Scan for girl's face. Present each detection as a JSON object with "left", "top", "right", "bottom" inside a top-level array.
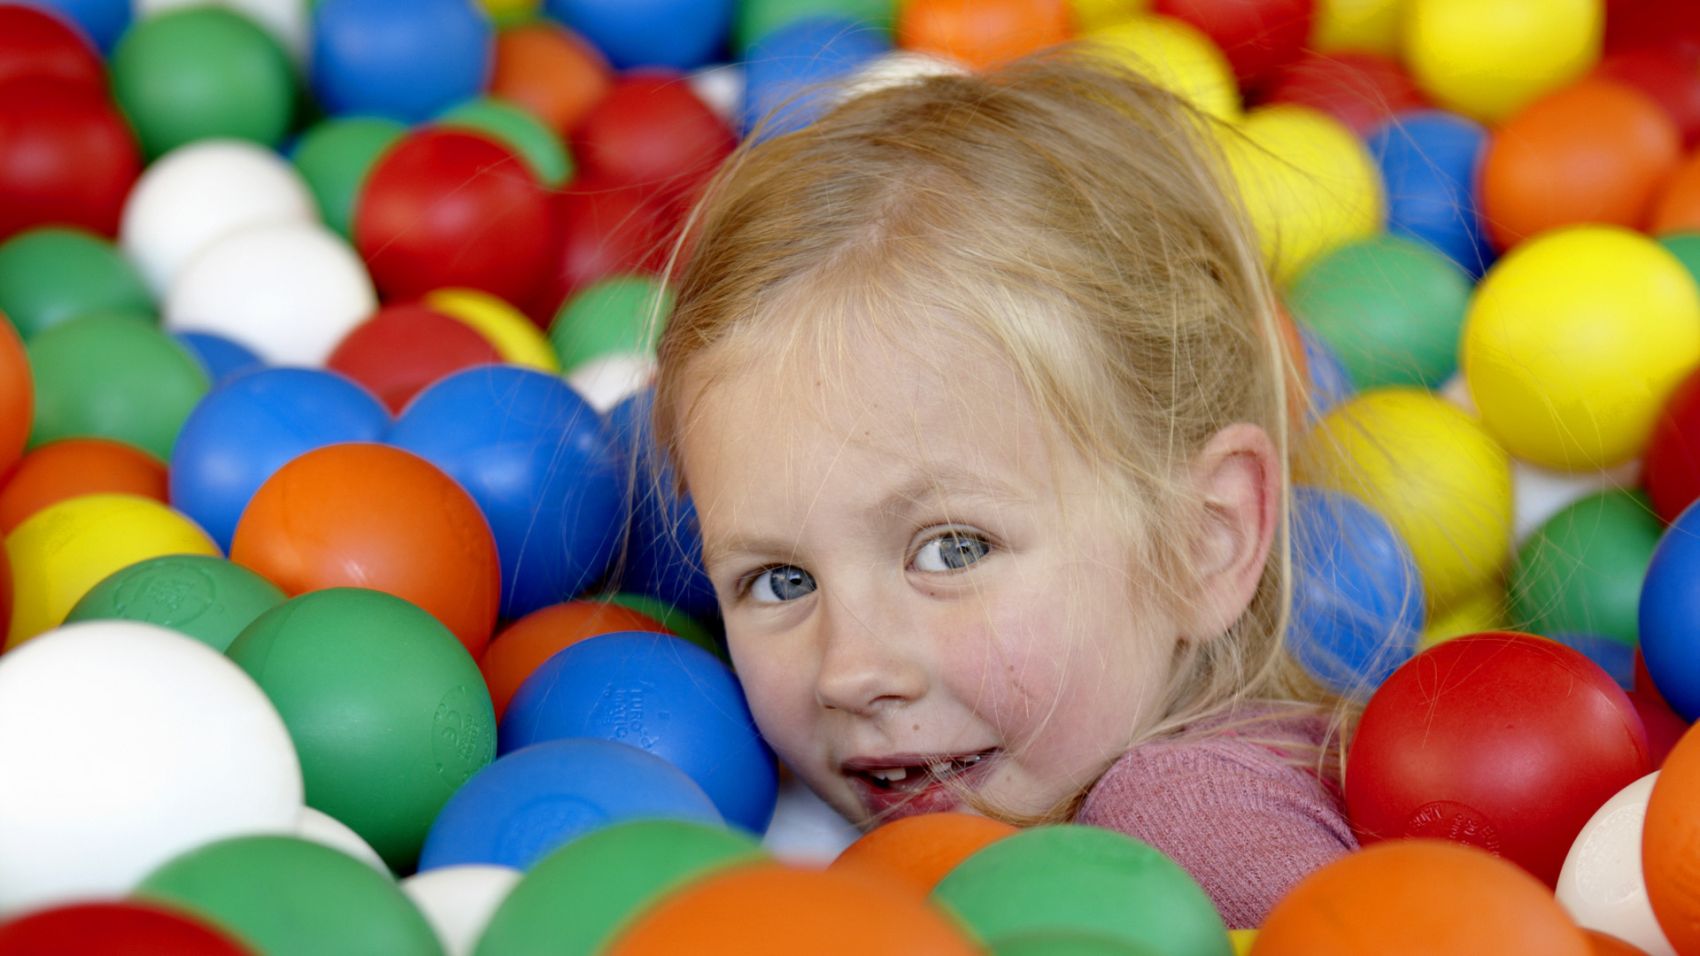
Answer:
[{"left": 677, "top": 332, "right": 1185, "bottom": 826}]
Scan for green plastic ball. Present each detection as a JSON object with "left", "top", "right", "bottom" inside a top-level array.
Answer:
[
  {"left": 735, "top": 0, "right": 895, "bottom": 51},
  {"left": 930, "top": 826, "right": 1232, "bottom": 956},
  {"left": 1510, "top": 488, "right": 1663, "bottom": 646},
  {"left": 1660, "top": 233, "right": 1700, "bottom": 288},
  {"left": 473, "top": 820, "right": 763, "bottom": 956},
  {"left": 1287, "top": 234, "right": 1472, "bottom": 390},
  {"left": 0, "top": 228, "right": 153, "bottom": 341},
  {"left": 226, "top": 588, "right": 497, "bottom": 871},
  {"left": 993, "top": 932, "right": 1164, "bottom": 956},
  {"left": 291, "top": 116, "right": 407, "bottom": 240},
  {"left": 110, "top": 7, "right": 297, "bottom": 157},
  {"left": 67, "top": 554, "right": 286, "bottom": 653},
  {"left": 438, "top": 98, "right": 574, "bottom": 188},
  {"left": 136, "top": 835, "right": 444, "bottom": 956},
  {"left": 600, "top": 593, "right": 723, "bottom": 662},
  {"left": 549, "top": 275, "right": 673, "bottom": 373},
  {"left": 26, "top": 311, "right": 209, "bottom": 463}
]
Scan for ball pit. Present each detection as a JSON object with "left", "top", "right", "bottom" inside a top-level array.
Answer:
[
  {"left": 1088, "top": 14, "right": 1240, "bottom": 121},
  {"left": 740, "top": 16, "right": 891, "bottom": 139},
  {"left": 1261, "top": 51, "right": 1428, "bottom": 136},
  {"left": 425, "top": 287, "right": 561, "bottom": 371},
  {"left": 1152, "top": 0, "right": 1311, "bottom": 91},
  {"left": 436, "top": 97, "right": 575, "bottom": 188}
]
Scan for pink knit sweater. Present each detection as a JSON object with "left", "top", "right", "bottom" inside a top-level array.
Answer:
[{"left": 1075, "top": 709, "right": 1357, "bottom": 929}]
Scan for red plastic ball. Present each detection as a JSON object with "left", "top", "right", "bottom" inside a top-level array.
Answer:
[
  {"left": 535, "top": 176, "right": 670, "bottom": 317},
  {"left": 1153, "top": 0, "right": 1314, "bottom": 92},
  {"left": 326, "top": 303, "right": 502, "bottom": 413},
  {"left": 0, "top": 901, "right": 251, "bottom": 955},
  {"left": 1596, "top": 46, "right": 1700, "bottom": 148},
  {"left": 1604, "top": 0, "right": 1700, "bottom": 58},
  {"left": 1643, "top": 363, "right": 1700, "bottom": 523},
  {"left": 0, "top": 6, "right": 104, "bottom": 92},
  {"left": 1259, "top": 51, "right": 1429, "bottom": 135},
  {"left": 1344, "top": 632, "right": 1652, "bottom": 888},
  {"left": 569, "top": 71, "right": 734, "bottom": 211},
  {"left": 0, "top": 77, "right": 141, "bottom": 242},
  {"left": 354, "top": 129, "right": 553, "bottom": 307}
]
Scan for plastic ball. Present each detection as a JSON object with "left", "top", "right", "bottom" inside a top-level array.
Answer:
[
  {"left": 22, "top": 0, "right": 132, "bottom": 54},
  {"left": 475, "top": 820, "right": 762, "bottom": 956},
  {"left": 1287, "top": 234, "right": 1471, "bottom": 390},
  {"left": 175, "top": 330, "right": 264, "bottom": 385},
  {"left": 607, "top": 861, "right": 979, "bottom": 955},
  {"left": 1556, "top": 773, "right": 1675, "bottom": 956},
  {"left": 1216, "top": 104, "right": 1383, "bottom": 285},
  {"left": 355, "top": 129, "right": 552, "bottom": 306},
  {"left": 567, "top": 353, "right": 657, "bottom": 414},
  {"left": 831, "top": 813, "right": 1018, "bottom": 899},
  {"left": 66, "top": 553, "right": 284, "bottom": 653},
  {"left": 295, "top": 806, "right": 388, "bottom": 873},
  {"left": 0, "top": 622, "right": 302, "bottom": 913},
  {"left": 1604, "top": 0, "right": 1700, "bottom": 57},
  {"left": 310, "top": 0, "right": 492, "bottom": 123},
  {"left": 570, "top": 71, "right": 735, "bottom": 209},
  {"left": 1309, "top": 0, "right": 1401, "bottom": 55},
  {"left": 1251, "top": 841, "right": 1593, "bottom": 955},
  {"left": 499, "top": 631, "right": 775, "bottom": 833},
  {"left": 1345, "top": 633, "right": 1652, "bottom": 887},
  {"left": 425, "top": 288, "right": 561, "bottom": 371},
  {"left": 735, "top": 0, "right": 896, "bottom": 52},
  {"left": 741, "top": 16, "right": 890, "bottom": 138},
  {"left": 136, "top": 836, "right": 440, "bottom": 955},
  {"left": 1551, "top": 632, "right": 1639, "bottom": 692},
  {"left": 0, "top": 6, "right": 104, "bottom": 93},
  {"left": 417, "top": 738, "right": 723, "bottom": 871},
  {"left": 549, "top": 274, "right": 670, "bottom": 373},
  {"left": 479, "top": 600, "right": 665, "bottom": 719},
  {"left": 544, "top": 0, "right": 731, "bottom": 71},
  {"left": 1586, "top": 930, "right": 1656, "bottom": 954},
  {"left": 134, "top": 0, "right": 310, "bottom": 60},
  {"left": 1404, "top": 0, "right": 1602, "bottom": 124},
  {"left": 537, "top": 177, "right": 670, "bottom": 314},
  {"left": 169, "top": 366, "right": 389, "bottom": 551},
  {"left": 228, "top": 588, "right": 496, "bottom": 871},
  {"left": 1461, "top": 226, "right": 1700, "bottom": 471},
  {"left": 993, "top": 934, "right": 1162, "bottom": 956},
  {"left": 490, "top": 21, "right": 613, "bottom": 138},
  {"left": 288, "top": 116, "right": 407, "bottom": 240},
  {"left": 1645, "top": 725, "right": 1700, "bottom": 953},
  {"left": 1365, "top": 109, "right": 1495, "bottom": 277},
  {"left": 119, "top": 139, "right": 317, "bottom": 295},
  {"left": 1261, "top": 51, "right": 1427, "bottom": 136},
  {"left": 1644, "top": 361, "right": 1700, "bottom": 523},
  {"left": 1597, "top": 46, "right": 1700, "bottom": 149},
  {"left": 231, "top": 442, "right": 502, "bottom": 656},
  {"left": 1295, "top": 388, "right": 1511, "bottom": 612},
  {"left": 932, "top": 825, "right": 1229, "bottom": 952},
  {"left": 326, "top": 304, "right": 503, "bottom": 413},
  {"left": 0, "top": 228, "right": 153, "bottom": 341},
  {"left": 1654, "top": 150, "right": 1700, "bottom": 236},
  {"left": 110, "top": 7, "right": 296, "bottom": 158},
  {"left": 1482, "top": 78, "right": 1680, "bottom": 250},
  {"left": 607, "top": 389, "right": 721, "bottom": 618},
  {"left": 1420, "top": 578, "right": 1508, "bottom": 650},
  {"left": 607, "top": 593, "right": 716, "bottom": 650},
  {"left": 401, "top": 865, "right": 520, "bottom": 956},
  {"left": 897, "top": 0, "right": 1071, "bottom": 71},
  {"left": 389, "top": 366, "right": 622, "bottom": 618},
  {"left": 0, "top": 438, "right": 168, "bottom": 534},
  {"left": 0, "top": 78, "right": 141, "bottom": 243},
  {"left": 1640, "top": 500, "right": 1700, "bottom": 721},
  {"left": 0, "top": 319, "right": 26, "bottom": 478},
  {"left": 1511, "top": 490, "right": 1662, "bottom": 647},
  {"left": 1087, "top": 14, "right": 1240, "bottom": 121},
  {"left": 437, "top": 98, "right": 574, "bottom": 188},
  {"left": 1287, "top": 487, "right": 1424, "bottom": 696},
  {"left": 0, "top": 901, "right": 250, "bottom": 955},
  {"left": 1296, "top": 326, "right": 1353, "bottom": 420},
  {"left": 1151, "top": 0, "right": 1312, "bottom": 90}
]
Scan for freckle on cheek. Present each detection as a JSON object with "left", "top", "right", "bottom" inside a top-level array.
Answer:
[{"left": 912, "top": 723, "right": 920, "bottom": 732}]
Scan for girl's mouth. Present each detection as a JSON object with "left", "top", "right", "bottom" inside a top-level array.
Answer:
[{"left": 842, "top": 749, "right": 1000, "bottom": 819}]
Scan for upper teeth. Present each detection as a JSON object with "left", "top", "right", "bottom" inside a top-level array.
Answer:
[
  {"left": 869, "top": 754, "right": 984, "bottom": 782},
  {"left": 871, "top": 768, "right": 908, "bottom": 783}
]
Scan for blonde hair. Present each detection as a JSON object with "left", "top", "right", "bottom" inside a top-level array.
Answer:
[{"left": 649, "top": 49, "right": 1347, "bottom": 824}]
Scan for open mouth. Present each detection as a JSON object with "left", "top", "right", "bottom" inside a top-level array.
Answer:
[{"left": 847, "top": 749, "right": 999, "bottom": 791}]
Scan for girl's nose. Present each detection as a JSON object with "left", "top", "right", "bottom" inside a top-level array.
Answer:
[{"left": 812, "top": 594, "right": 929, "bottom": 716}]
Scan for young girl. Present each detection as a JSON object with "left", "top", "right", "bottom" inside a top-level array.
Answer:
[{"left": 648, "top": 51, "right": 1357, "bottom": 928}]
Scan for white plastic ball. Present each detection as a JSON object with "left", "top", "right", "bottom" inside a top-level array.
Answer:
[
  {"left": 165, "top": 221, "right": 377, "bottom": 365},
  {"left": 295, "top": 807, "right": 388, "bottom": 875},
  {"left": 120, "top": 139, "right": 317, "bottom": 296},
  {"left": 687, "top": 64, "right": 745, "bottom": 125},
  {"left": 566, "top": 353, "right": 655, "bottom": 414},
  {"left": 1557, "top": 772, "right": 1677, "bottom": 956},
  {"left": 0, "top": 621, "right": 304, "bottom": 915},
  {"left": 401, "top": 864, "right": 520, "bottom": 956},
  {"left": 135, "top": 0, "right": 309, "bottom": 60}
]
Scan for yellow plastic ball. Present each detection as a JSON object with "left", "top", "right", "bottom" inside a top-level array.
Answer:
[
  {"left": 1070, "top": 0, "right": 1151, "bottom": 33},
  {"left": 1462, "top": 226, "right": 1700, "bottom": 472},
  {"left": 1419, "top": 577, "right": 1508, "bottom": 650},
  {"left": 1229, "top": 928, "right": 1257, "bottom": 955},
  {"left": 1088, "top": 14, "right": 1240, "bottom": 121},
  {"left": 1296, "top": 388, "right": 1513, "bottom": 612},
  {"left": 1312, "top": 0, "right": 1405, "bottom": 56},
  {"left": 5, "top": 494, "right": 220, "bottom": 649},
  {"left": 425, "top": 288, "right": 562, "bottom": 374},
  {"left": 1217, "top": 105, "right": 1384, "bottom": 286},
  {"left": 1404, "top": 0, "right": 1602, "bottom": 124}
]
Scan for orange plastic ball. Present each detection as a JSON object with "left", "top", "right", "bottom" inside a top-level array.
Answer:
[
  {"left": 605, "top": 862, "right": 981, "bottom": 955},
  {"left": 1584, "top": 930, "right": 1650, "bottom": 955},
  {"left": 491, "top": 22, "right": 613, "bottom": 139},
  {"left": 1650, "top": 148, "right": 1700, "bottom": 235},
  {"left": 1644, "top": 723, "right": 1700, "bottom": 954},
  {"left": 830, "top": 812, "right": 1018, "bottom": 899},
  {"left": 0, "top": 438, "right": 168, "bottom": 534},
  {"left": 1251, "top": 841, "right": 1592, "bottom": 956},
  {"left": 1482, "top": 78, "right": 1681, "bottom": 250},
  {"left": 0, "top": 317, "right": 28, "bottom": 478},
  {"left": 230, "top": 442, "right": 501, "bottom": 657},
  {"left": 479, "top": 600, "right": 667, "bottom": 720},
  {"left": 898, "top": 0, "right": 1073, "bottom": 70}
]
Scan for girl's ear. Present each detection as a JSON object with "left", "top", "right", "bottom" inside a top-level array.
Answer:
[{"left": 1183, "top": 422, "right": 1279, "bottom": 640}]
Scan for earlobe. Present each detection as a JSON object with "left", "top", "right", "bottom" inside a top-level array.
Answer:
[{"left": 1185, "top": 423, "right": 1279, "bottom": 640}]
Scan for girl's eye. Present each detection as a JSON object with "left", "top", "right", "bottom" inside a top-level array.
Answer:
[
  {"left": 748, "top": 565, "right": 817, "bottom": 604},
  {"left": 913, "top": 531, "right": 992, "bottom": 573}
]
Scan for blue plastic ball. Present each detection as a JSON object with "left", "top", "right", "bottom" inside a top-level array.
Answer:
[
  {"left": 1289, "top": 487, "right": 1424, "bottom": 696},
  {"left": 741, "top": 15, "right": 890, "bottom": 138},
  {"left": 174, "top": 331, "right": 264, "bottom": 387},
  {"left": 1298, "top": 326, "right": 1354, "bottom": 419},
  {"left": 1367, "top": 110, "right": 1496, "bottom": 278},
  {"left": 388, "top": 366, "right": 623, "bottom": 619},
  {"left": 310, "top": 0, "right": 492, "bottom": 123},
  {"left": 607, "top": 389, "right": 720, "bottom": 619},
  {"left": 544, "top": 0, "right": 733, "bottom": 71},
  {"left": 1549, "top": 633, "right": 1635, "bottom": 692},
  {"left": 417, "top": 738, "right": 723, "bottom": 871},
  {"left": 169, "top": 367, "right": 390, "bottom": 550},
  {"left": 500, "top": 630, "right": 777, "bottom": 834},
  {"left": 21, "top": 0, "right": 130, "bottom": 54},
  {"left": 1640, "top": 500, "right": 1700, "bottom": 720}
]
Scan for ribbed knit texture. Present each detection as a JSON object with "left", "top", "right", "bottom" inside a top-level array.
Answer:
[{"left": 1075, "top": 709, "right": 1357, "bottom": 929}]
